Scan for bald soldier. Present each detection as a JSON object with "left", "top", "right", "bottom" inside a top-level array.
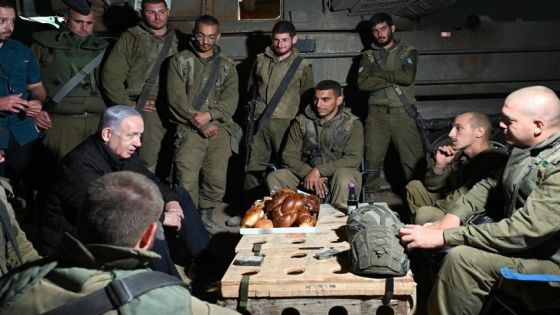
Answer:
[
  {"left": 405, "top": 112, "right": 508, "bottom": 225},
  {"left": 400, "top": 86, "right": 560, "bottom": 314}
]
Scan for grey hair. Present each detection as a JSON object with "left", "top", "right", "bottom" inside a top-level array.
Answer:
[{"left": 99, "top": 105, "right": 142, "bottom": 134}]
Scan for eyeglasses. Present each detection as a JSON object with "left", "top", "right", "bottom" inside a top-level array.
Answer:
[{"left": 194, "top": 32, "right": 218, "bottom": 43}]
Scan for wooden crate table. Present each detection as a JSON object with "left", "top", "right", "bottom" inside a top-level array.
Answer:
[{"left": 220, "top": 203, "right": 416, "bottom": 314}]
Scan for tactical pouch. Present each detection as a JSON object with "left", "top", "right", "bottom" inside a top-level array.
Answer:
[
  {"left": 346, "top": 205, "right": 410, "bottom": 277},
  {"left": 304, "top": 146, "right": 323, "bottom": 167}
]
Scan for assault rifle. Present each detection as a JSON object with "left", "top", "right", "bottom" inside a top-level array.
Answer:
[
  {"left": 393, "top": 84, "right": 432, "bottom": 155},
  {"left": 243, "top": 84, "right": 258, "bottom": 169}
]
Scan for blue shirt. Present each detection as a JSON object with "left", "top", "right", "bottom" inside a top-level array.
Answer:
[{"left": 0, "top": 39, "right": 41, "bottom": 148}]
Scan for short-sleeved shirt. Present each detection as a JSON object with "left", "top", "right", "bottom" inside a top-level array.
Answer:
[{"left": 0, "top": 39, "right": 41, "bottom": 148}]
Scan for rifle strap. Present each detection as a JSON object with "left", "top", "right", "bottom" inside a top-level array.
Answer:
[
  {"left": 192, "top": 57, "right": 222, "bottom": 111},
  {"left": 136, "top": 34, "right": 174, "bottom": 112},
  {"left": 369, "top": 50, "right": 429, "bottom": 153},
  {"left": 42, "top": 271, "right": 188, "bottom": 315},
  {"left": 370, "top": 51, "right": 416, "bottom": 119},
  {"left": 256, "top": 56, "right": 303, "bottom": 131},
  {"left": 42, "top": 49, "right": 106, "bottom": 111},
  {"left": 0, "top": 200, "right": 23, "bottom": 264}
]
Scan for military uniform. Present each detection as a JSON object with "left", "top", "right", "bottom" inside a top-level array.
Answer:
[
  {"left": 267, "top": 106, "right": 363, "bottom": 204},
  {"left": 429, "top": 132, "right": 560, "bottom": 314},
  {"left": 0, "top": 234, "right": 239, "bottom": 315},
  {"left": 167, "top": 42, "right": 239, "bottom": 209},
  {"left": 32, "top": 30, "right": 108, "bottom": 161},
  {"left": 245, "top": 47, "right": 314, "bottom": 196},
  {"left": 357, "top": 39, "right": 423, "bottom": 192},
  {"left": 406, "top": 148, "right": 508, "bottom": 224},
  {"left": 0, "top": 178, "right": 39, "bottom": 276},
  {"left": 101, "top": 21, "right": 178, "bottom": 172}
]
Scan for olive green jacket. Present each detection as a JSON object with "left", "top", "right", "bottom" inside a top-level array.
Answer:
[
  {"left": 0, "top": 234, "right": 193, "bottom": 314},
  {"left": 357, "top": 40, "right": 417, "bottom": 107},
  {"left": 167, "top": 42, "right": 239, "bottom": 129},
  {"left": 281, "top": 106, "right": 363, "bottom": 178},
  {"left": 32, "top": 30, "right": 109, "bottom": 115},
  {"left": 0, "top": 178, "right": 39, "bottom": 276},
  {"left": 249, "top": 47, "right": 314, "bottom": 119},
  {"left": 101, "top": 21, "right": 178, "bottom": 105},
  {"left": 444, "top": 132, "right": 560, "bottom": 264}
]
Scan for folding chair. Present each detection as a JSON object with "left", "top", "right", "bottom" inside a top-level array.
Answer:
[{"left": 480, "top": 267, "right": 560, "bottom": 315}]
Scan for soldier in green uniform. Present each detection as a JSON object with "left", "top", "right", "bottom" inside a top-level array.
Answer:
[
  {"left": 32, "top": 5, "right": 109, "bottom": 162},
  {"left": 101, "top": 0, "right": 177, "bottom": 174},
  {"left": 167, "top": 15, "right": 239, "bottom": 210},
  {"left": 357, "top": 12, "right": 423, "bottom": 193},
  {"left": 244, "top": 20, "right": 315, "bottom": 201},
  {"left": 406, "top": 112, "right": 508, "bottom": 224},
  {"left": 267, "top": 80, "right": 363, "bottom": 205},
  {"left": 400, "top": 86, "right": 560, "bottom": 314},
  {"left": 0, "top": 177, "right": 40, "bottom": 276},
  {"left": 0, "top": 172, "right": 239, "bottom": 315}
]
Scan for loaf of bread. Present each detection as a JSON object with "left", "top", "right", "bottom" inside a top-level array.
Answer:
[{"left": 241, "top": 188, "right": 319, "bottom": 228}]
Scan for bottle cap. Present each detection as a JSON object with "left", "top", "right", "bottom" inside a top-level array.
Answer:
[{"left": 348, "top": 181, "right": 355, "bottom": 188}]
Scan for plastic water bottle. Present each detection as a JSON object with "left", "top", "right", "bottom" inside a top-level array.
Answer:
[{"left": 347, "top": 181, "right": 359, "bottom": 215}]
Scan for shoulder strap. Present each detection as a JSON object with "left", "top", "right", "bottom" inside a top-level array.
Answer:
[
  {"left": 305, "top": 119, "right": 319, "bottom": 146},
  {"left": 0, "top": 201, "right": 22, "bottom": 264},
  {"left": 136, "top": 34, "right": 174, "bottom": 112},
  {"left": 192, "top": 57, "right": 222, "bottom": 111},
  {"left": 371, "top": 50, "right": 413, "bottom": 111},
  {"left": 256, "top": 56, "right": 303, "bottom": 131},
  {"left": 507, "top": 140, "right": 560, "bottom": 216},
  {"left": 371, "top": 49, "right": 429, "bottom": 153},
  {"left": 42, "top": 49, "right": 106, "bottom": 111},
  {"left": 43, "top": 271, "right": 188, "bottom": 315}
]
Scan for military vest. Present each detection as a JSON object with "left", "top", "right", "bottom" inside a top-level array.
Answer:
[
  {"left": 505, "top": 138, "right": 560, "bottom": 217},
  {"left": 32, "top": 31, "right": 108, "bottom": 114},
  {"left": 300, "top": 108, "right": 357, "bottom": 164}
]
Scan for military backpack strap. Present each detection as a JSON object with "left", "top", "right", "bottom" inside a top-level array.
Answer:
[
  {"left": 42, "top": 49, "right": 106, "bottom": 111},
  {"left": 42, "top": 271, "right": 188, "bottom": 315},
  {"left": 192, "top": 57, "right": 222, "bottom": 111},
  {"left": 256, "top": 56, "right": 303, "bottom": 131},
  {"left": 0, "top": 200, "right": 22, "bottom": 264},
  {"left": 136, "top": 34, "right": 174, "bottom": 112}
]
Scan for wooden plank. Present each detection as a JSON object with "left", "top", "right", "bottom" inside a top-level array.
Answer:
[
  {"left": 234, "top": 203, "right": 380, "bottom": 253},
  {"left": 221, "top": 248, "right": 415, "bottom": 298},
  {"left": 221, "top": 296, "right": 414, "bottom": 315}
]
